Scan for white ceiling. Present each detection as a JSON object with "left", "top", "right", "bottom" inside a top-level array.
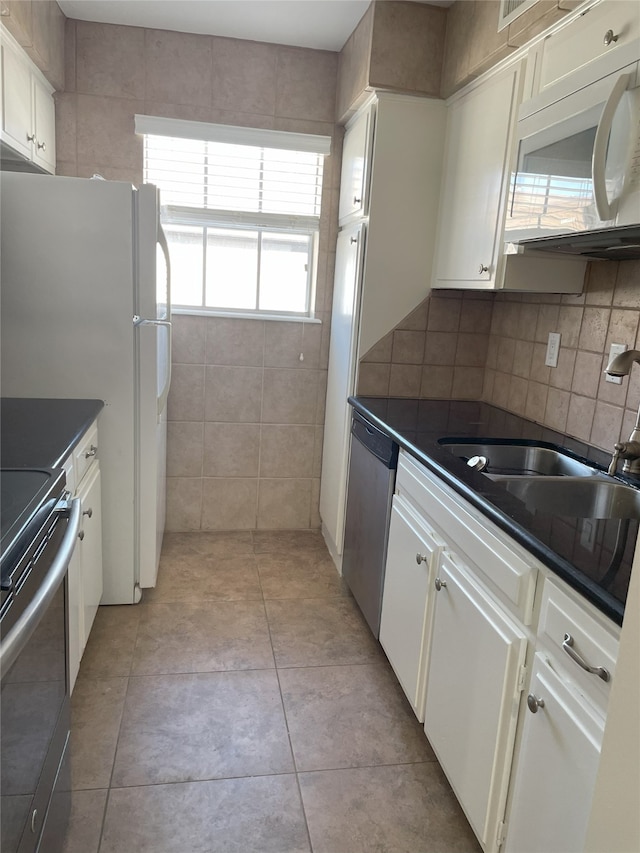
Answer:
[{"left": 57, "top": 0, "right": 452, "bottom": 52}]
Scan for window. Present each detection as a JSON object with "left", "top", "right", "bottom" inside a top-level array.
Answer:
[{"left": 136, "top": 115, "right": 330, "bottom": 318}]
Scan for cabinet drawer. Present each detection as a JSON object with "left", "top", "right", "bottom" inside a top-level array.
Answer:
[
  {"left": 73, "top": 420, "right": 99, "bottom": 486},
  {"left": 396, "top": 451, "right": 538, "bottom": 623},
  {"left": 537, "top": 1, "right": 640, "bottom": 97},
  {"left": 538, "top": 578, "right": 619, "bottom": 711}
]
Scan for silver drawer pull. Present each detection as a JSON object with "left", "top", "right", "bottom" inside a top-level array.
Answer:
[
  {"left": 78, "top": 530, "right": 85, "bottom": 541},
  {"left": 434, "top": 577, "right": 447, "bottom": 591},
  {"left": 85, "top": 444, "right": 98, "bottom": 458},
  {"left": 83, "top": 507, "right": 93, "bottom": 518},
  {"left": 603, "top": 28, "right": 619, "bottom": 46},
  {"left": 415, "top": 553, "right": 428, "bottom": 565},
  {"left": 562, "top": 633, "right": 610, "bottom": 682},
  {"left": 527, "top": 694, "right": 545, "bottom": 714}
]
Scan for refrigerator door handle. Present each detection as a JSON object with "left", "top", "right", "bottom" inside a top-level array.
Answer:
[{"left": 132, "top": 316, "right": 172, "bottom": 416}]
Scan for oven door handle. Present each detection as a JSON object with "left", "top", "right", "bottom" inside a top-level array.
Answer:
[
  {"left": 0, "top": 497, "right": 81, "bottom": 675},
  {"left": 592, "top": 71, "right": 631, "bottom": 222}
]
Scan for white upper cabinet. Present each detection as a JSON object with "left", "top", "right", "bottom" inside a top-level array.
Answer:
[
  {"left": 527, "top": 0, "right": 640, "bottom": 105},
  {"left": 432, "top": 60, "right": 524, "bottom": 290},
  {"left": 338, "top": 106, "right": 372, "bottom": 224},
  {"left": 0, "top": 26, "right": 56, "bottom": 173}
]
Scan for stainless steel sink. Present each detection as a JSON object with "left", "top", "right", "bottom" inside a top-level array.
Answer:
[
  {"left": 496, "top": 477, "right": 640, "bottom": 519},
  {"left": 439, "top": 440, "right": 601, "bottom": 477}
]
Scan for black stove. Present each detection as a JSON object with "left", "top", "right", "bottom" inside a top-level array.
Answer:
[{"left": 0, "top": 468, "right": 67, "bottom": 612}]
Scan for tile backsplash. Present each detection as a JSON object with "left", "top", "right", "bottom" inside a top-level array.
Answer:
[{"left": 358, "top": 259, "right": 640, "bottom": 458}]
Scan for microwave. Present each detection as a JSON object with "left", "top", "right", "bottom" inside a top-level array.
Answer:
[{"left": 504, "top": 58, "right": 640, "bottom": 256}]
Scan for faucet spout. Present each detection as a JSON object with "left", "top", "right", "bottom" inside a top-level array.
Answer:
[{"left": 604, "top": 352, "right": 640, "bottom": 476}]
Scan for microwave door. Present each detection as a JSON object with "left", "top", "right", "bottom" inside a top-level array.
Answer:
[{"left": 510, "top": 104, "right": 604, "bottom": 240}]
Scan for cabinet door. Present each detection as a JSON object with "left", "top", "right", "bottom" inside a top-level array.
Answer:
[
  {"left": 433, "top": 63, "right": 521, "bottom": 289},
  {"left": 0, "top": 38, "right": 32, "bottom": 159},
  {"left": 319, "top": 221, "right": 365, "bottom": 558},
  {"left": 67, "top": 545, "right": 83, "bottom": 693},
  {"left": 379, "top": 496, "right": 441, "bottom": 721},
  {"left": 77, "top": 463, "right": 103, "bottom": 650},
  {"left": 504, "top": 654, "right": 604, "bottom": 853},
  {"left": 32, "top": 74, "right": 56, "bottom": 172},
  {"left": 338, "top": 106, "right": 372, "bottom": 223},
  {"left": 424, "top": 551, "right": 527, "bottom": 852}
]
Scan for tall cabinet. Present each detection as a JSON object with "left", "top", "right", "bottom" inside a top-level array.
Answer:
[{"left": 319, "top": 92, "right": 446, "bottom": 567}]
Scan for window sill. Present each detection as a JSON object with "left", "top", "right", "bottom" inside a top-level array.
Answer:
[{"left": 171, "top": 308, "right": 322, "bottom": 324}]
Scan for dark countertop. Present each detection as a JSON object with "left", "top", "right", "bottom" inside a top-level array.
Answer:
[
  {"left": 1, "top": 398, "right": 104, "bottom": 469},
  {"left": 350, "top": 396, "right": 635, "bottom": 626}
]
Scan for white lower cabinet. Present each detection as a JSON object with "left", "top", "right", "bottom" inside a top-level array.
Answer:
[
  {"left": 66, "top": 420, "right": 103, "bottom": 692},
  {"left": 504, "top": 654, "right": 605, "bottom": 853},
  {"left": 379, "top": 495, "right": 441, "bottom": 720},
  {"left": 379, "top": 449, "right": 620, "bottom": 853},
  {"left": 424, "top": 551, "right": 527, "bottom": 852}
]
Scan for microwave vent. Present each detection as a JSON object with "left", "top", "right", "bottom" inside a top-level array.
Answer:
[{"left": 498, "top": 0, "right": 538, "bottom": 32}]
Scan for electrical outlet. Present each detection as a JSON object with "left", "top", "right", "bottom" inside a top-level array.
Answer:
[
  {"left": 606, "top": 343, "right": 628, "bottom": 384},
  {"left": 545, "top": 332, "right": 561, "bottom": 368}
]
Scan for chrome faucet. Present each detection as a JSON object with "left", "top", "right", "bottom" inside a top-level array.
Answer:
[{"left": 605, "top": 349, "right": 640, "bottom": 476}]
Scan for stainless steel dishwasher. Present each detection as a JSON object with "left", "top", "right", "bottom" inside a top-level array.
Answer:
[{"left": 342, "top": 410, "right": 398, "bottom": 637}]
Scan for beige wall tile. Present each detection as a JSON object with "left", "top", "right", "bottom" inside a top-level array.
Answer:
[
  {"left": 210, "top": 37, "right": 278, "bottom": 115},
  {"left": 257, "top": 479, "right": 312, "bottom": 529},
  {"left": 54, "top": 92, "right": 77, "bottom": 164},
  {"left": 300, "top": 323, "right": 323, "bottom": 370},
  {"left": 389, "top": 364, "right": 421, "bottom": 397},
  {"left": 516, "top": 303, "right": 539, "bottom": 342},
  {"left": 606, "top": 309, "right": 639, "bottom": 350},
  {"left": 492, "top": 372, "right": 510, "bottom": 410},
  {"left": 424, "top": 331, "right": 457, "bottom": 366},
  {"left": 203, "top": 424, "right": 260, "bottom": 477},
  {"left": 545, "top": 387, "right": 570, "bottom": 432},
  {"left": 313, "top": 426, "right": 324, "bottom": 479},
  {"left": 172, "top": 315, "right": 206, "bottom": 365},
  {"left": 144, "top": 29, "right": 212, "bottom": 107},
  {"left": 566, "top": 395, "right": 596, "bottom": 443},
  {"left": 335, "top": 2, "right": 373, "bottom": 120},
  {"left": 508, "top": 376, "right": 528, "bottom": 416},
  {"left": 590, "top": 402, "right": 624, "bottom": 450},
  {"left": 357, "top": 363, "right": 391, "bottom": 396},
  {"left": 460, "top": 298, "right": 493, "bottom": 334},
  {"left": 76, "top": 94, "right": 144, "bottom": 169},
  {"left": 557, "top": 306, "right": 583, "bottom": 349},
  {"left": 584, "top": 261, "right": 616, "bottom": 305},
  {"left": 275, "top": 47, "right": 337, "bottom": 122},
  {"left": 579, "top": 306, "right": 611, "bottom": 353},
  {"left": 368, "top": 1, "right": 445, "bottom": 96},
  {"left": 420, "top": 365, "right": 453, "bottom": 398},
  {"left": 571, "top": 351, "right": 602, "bottom": 399},
  {"left": 204, "top": 366, "right": 263, "bottom": 423},
  {"left": 168, "top": 364, "right": 205, "bottom": 422},
  {"left": 513, "top": 340, "right": 533, "bottom": 379},
  {"left": 530, "top": 343, "right": 551, "bottom": 384},
  {"left": 260, "top": 425, "right": 316, "bottom": 478},
  {"left": 534, "top": 303, "right": 560, "bottom": 344},
  {"left": 64, "top": 17, "right": 76, "bottom": 92},
  {"left": 167, "top": 421, "right": 204, "bottom": 478},
  {"left": 262, "top": 368, "right": 319, "bottom": 424},
  {"left": 361, "top": 333, "right": 393, "bottom": 364},
  {"left": 613, "top": 260, "right": 640, "bottom": 309},
  {"left": 496, "top": 337, "right": 516, "bottom": 374},
  {"left": 264, "top": 322, "right": 304, "bottom": 369},
  {"left": 455, "top": 333, "right": 488, "bottom": 367},
  {"left": 205, "top": 318, "right": 265, "bottom": 367},
  {"left": 427, "top": 296, "right": 461, "bottom": 332},
  {"left": 452, "top": 366, "right": 485, "bottom": 399},
  {"left": 392, "top": 330, "right": 426, "bottom": 364},
  {"left": 166, "top": 478, "right": 203, "bottom": 531},
  {"left": 202, "top": 478, "right": 258, "bottom": 529},
  {"left": 525, "top": 381, "right": 549, "bottom": 423},
  {"left": 398, "top": 301, "right": 429, "bottom": 332},
  {"left": 76, "top": 22, "right": 145, "bottom": 99},
  {"left": 549, "top": 347, "right": 576, "bottom": 391}
]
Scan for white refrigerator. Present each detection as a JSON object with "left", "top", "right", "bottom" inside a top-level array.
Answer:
[{"left": 0, "top": 171, "right": 171, "bottom": 604}]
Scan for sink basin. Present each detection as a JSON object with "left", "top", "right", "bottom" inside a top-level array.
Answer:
[
  {"left": 496, "top": 477, "right": 640, "bottom": 520},
  {"left": 439, "top": 440, "right": 600, "bottom": 477}
]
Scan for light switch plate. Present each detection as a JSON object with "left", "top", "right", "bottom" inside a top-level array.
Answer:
[
  {"left": 545, "top": 332, "right": 561, "bottom": 368},
  {"left": 606, "top": 343, "right": 628, "bottom": 384}
]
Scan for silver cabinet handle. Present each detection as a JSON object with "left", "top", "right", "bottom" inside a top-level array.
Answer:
[
  {"left": 562, "top": 633, "right": 610, "bottom": 682},
  {"left": 353, "top": 195, "right": 361, "bottom": 205},
  {"left": 27, "top": 132, "right": 36, "bottom": 143},
  {"left": 435, "top": 577, "right": 447, "bottom": 591},
  {"left": 85, "top": 445, "right": 98, "bottom": 458},
  {"left": 603, "top": 28, "right": 619, "bottom": 46},
  {"left": 527, "top": 694, "right": 545, "bottom": 713},
  {"left": 478, "top": 264, "right": 489, "bottom": 274},
  {"left": 78, "top": 530, "right": 85, "bottom": 541},
  {"left": 350, "top": 236, "right": 358, "bottom": 245},
  {"left": 415, "top": 553, "right": 428, "bottom": 565},
  {"left": 83, "top": 507, "right": 93, "bottom": 518},
  {"left": 37, "top": 140, "right": 46, "bottom": 151}
]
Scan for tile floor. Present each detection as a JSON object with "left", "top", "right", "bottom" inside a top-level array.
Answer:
[{"left": 62, "top": 530, "right": 480, "bottom": 853}]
